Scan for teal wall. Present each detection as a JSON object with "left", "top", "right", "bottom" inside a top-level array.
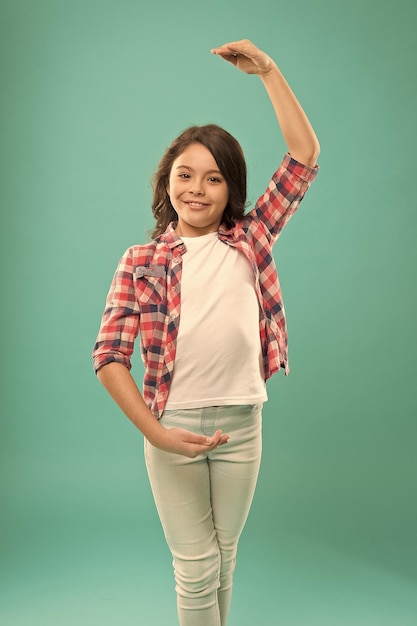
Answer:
[{"left": 1, "top": 1, "right": 416, "bottom": 624}]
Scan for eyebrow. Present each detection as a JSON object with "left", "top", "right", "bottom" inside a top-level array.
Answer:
[{"left": 175, "top": 165, "right": 222, "bottom": 175}]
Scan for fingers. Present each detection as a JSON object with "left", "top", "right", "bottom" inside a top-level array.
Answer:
[
  {"left": 212, "top": 53, "right": 237, "bottom": 67},
  {"left": 211, "top": 39, "right": 273, "bottom": 75},
  {"left": 209, "top": 429, "right": 230, "bottom": 447},
  {"left": 211, "top": 46, "right": 238, "bottom": 63},
  {"left": 211, "top": 38, "right": 255, "bottom": 56},
  {"left": 211, "top": 45, "right": 245, "bottom": 67},
  {"left": 160, "top": 427, "right": 230, "bottom": 458},
  {"left": 180, "top": 428, "right": 230, "bottom": 458},
  {"left": 187, "top": 429, "right": 230, "bottom": 448}
]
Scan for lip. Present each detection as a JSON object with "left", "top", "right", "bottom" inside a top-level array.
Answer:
[{"left": 184, "top": 201, "right": 209, "bottom": 209}]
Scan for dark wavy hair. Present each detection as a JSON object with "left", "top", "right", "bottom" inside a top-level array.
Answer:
[{"left": 151, "top": 124, "right": 247, "bottom": 239}]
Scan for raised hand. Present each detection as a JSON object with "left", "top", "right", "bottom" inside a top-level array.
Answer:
[
  {"left": 212, "top": 38, "right": 320, "bottom": 166},
  {"left": 211, "top": 39, "right": 275, "bottom": 75}
]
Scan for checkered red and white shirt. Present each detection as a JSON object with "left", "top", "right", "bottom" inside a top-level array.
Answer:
[{"left": 93, "top": 153, "right": 318, "bottom": 418}]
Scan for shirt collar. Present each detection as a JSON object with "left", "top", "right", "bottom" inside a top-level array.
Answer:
[
  {"left": 160, "top": 221, "right": 235, "bottom": 247},
  {"left": 159, "top": 222, "right": 184, "bottom": 248}
]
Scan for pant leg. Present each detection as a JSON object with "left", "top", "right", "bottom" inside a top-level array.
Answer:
[
  {"left": 207, "top": 404, "right": 262, "bottom": 624},
  {"left": 144, "top": 408, "right": 221, "bottom": 626}
]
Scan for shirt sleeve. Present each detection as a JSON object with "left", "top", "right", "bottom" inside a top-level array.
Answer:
[
  {"left": 92, "top": 247, "right": 140, "bottom": 373},
  {"left": 250, "top": 153, "right": 319, "bottom": 243}
]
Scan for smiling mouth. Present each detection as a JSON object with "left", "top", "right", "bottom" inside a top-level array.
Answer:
[{"left": 185, "top": 201, "right": 208, "bottom": 209}]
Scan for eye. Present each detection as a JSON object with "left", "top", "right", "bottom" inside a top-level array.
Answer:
[
  {"left": 208, "top": 176, "right": 222, "bottom": 183},
  {"left": 178, "top": 173, "right": 190, "bottom": 179}
]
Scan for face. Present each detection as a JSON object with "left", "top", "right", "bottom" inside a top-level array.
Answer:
[{"left": 167, "top": 143, "right": 229, "bottom": 237}]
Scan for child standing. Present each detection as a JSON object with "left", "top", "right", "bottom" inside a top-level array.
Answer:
[{"left": 93, "top": 39, "right": 319, "bottom": 626}]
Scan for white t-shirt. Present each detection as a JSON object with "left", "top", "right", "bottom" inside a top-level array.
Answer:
[{"left": 165, "top": 232, "right": 267, "bottom": 409}]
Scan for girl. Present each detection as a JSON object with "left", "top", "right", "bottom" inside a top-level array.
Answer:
[{"left": 93, "top": 39, "right": 319, "bottom": 626}]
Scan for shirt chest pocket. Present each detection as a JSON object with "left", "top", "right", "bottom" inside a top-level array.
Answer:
[{"left": 135, "top": 265, "right": 167, "bottom": 305}]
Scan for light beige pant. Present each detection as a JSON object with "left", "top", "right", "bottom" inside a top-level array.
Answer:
[{"left": 144, "top": 404, "right": 262, "bottom": 626}]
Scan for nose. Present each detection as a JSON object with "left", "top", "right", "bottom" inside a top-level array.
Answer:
[{"left": 189, "top": 179, "right": 204, "bottom": 195}]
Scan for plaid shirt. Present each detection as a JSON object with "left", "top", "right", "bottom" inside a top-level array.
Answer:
[{"left": 93, "top": 153, "right": 318, "bottom": 418}]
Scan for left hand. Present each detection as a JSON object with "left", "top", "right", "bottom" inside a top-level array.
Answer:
[{"left": 211, "top": 39, "right": 275, "bottom": 75}]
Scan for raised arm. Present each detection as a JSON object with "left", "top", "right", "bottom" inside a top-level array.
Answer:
[{"left": 211, "top": 39, "right": 320, "bottom": 167}]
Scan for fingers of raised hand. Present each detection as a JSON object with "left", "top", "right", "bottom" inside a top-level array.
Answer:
[
  {"left": 211, "top": 39, "right": 272, "bottom": 75},
  {"left": 211, "top": 38, "right": 254, "bottom": 57}
]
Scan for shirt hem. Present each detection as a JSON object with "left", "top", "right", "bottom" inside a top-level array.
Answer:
[{"left": 164, "top": 392, "right": 268, "bottom": 411}]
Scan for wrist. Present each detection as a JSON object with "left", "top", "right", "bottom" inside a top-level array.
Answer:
[
  {"left": 145, "top": 419, "right": 167, "bottom": 448},
  {"left": 258, "top": 62, "right": 280, "bottom": 81}
]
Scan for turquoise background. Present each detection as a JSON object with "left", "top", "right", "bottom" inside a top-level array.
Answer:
[{"left": 1, "top": 0, "right": 416, "bottom": 624}]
